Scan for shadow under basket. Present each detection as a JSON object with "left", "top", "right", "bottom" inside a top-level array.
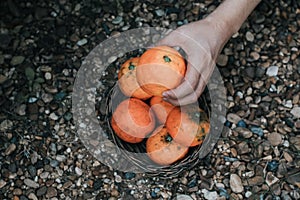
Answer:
[{"left": 103, "top": 84, "right": 213, "bottom": 177}]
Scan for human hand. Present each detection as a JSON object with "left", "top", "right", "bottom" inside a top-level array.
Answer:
[{"left": 157, "top": 19, "right": 230, "bottom": 106}]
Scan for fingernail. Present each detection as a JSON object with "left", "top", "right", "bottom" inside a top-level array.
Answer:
[
  {"left": 162, "top": 91, "right": 169, "bottom": 97},
  {"left": 162, "top": 97, "right": 168, "bottom": 101}
]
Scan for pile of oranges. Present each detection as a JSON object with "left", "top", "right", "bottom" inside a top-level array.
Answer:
[{"left": 111, "top": 46, "right": 210, "bottom": 165}]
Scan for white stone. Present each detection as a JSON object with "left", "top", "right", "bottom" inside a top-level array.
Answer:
[
  {"left": 245, "top": 191, "right": 252, "bottom": 198},
  {"left": 266, "top": 66, "right": 279, "bottom": 76},
  {"left": 284, "top": 100, "right": 293, "bottom": 108},
  {"left": 75, "top": 167, "right": 83, "bottom": 176},
  {"left": 49, "top": 112, "right": 58, "bottom": 120},
  {"left": 45, "top": 72, "right": 52, "bottom": 80},
  {"left": 202, "top": 189, "right": 219, "bottom": 200},
  {"left": 175, "top": 195, "right": 193, "bottom": 200},
  {"left": 76, "top": 38, "right": 87, "bottom": 46}
]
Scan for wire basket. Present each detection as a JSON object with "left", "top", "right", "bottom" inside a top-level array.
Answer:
[{"left": 100, "top": 82, "right": 214, "bottom": 177}]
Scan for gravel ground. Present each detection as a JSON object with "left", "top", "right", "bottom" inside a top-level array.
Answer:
[{"left": 0, "top": 0, "right": 300, "bottom": 199}]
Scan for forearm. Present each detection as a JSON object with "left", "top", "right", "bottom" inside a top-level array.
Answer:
[{"left": 205, "top": 0, "right": 261, "bottom": 41}]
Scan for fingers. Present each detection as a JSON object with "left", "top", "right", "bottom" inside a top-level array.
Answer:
[
  {"left": 164, "top": 75, "right": 207, "bottom": 106},
  {"left": 163, "top": 64, "right": 200, "bottom": 99}
]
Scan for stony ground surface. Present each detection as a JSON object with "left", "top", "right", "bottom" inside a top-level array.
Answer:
[{"left": 0, "top": 0, "right": 300, "bottom": 199}]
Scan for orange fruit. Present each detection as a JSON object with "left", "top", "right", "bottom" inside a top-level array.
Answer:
[
  {"left": 150, "top": 96, "right": 175, "bottom": 124},
  {"left": 146, "top": 125, "right": 189, "bottom": 165},
  {"left": 111, "top": 98, "right": 155, "bottom": 143},
  {"left": 137, "top": 46, "right": 186, "bottom": 96},
  {"left": 118, "top": 57, "right": 152, "bottom": 100},
  {"left": 166, "top": 104, "right": 210, "bottom": 147}
]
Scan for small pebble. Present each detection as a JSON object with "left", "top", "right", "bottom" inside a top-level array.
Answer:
[
  {"left": 112, "top": 16, "right": 123, "bottom": 24},
  {"left": 250, "top": 126, "right": 264, "bottom": 137},
  {"left": 237, "top": 120, "right": 247, "bottom": 128},
  {"left": 75, "top": 167, "right": 83, "bottom": 176},
  {"left": 266, "top": 66, "right": 279, "bottom": 76},
  {"left": 10, "top": 56, "right": 25, "bottom": 66},
  {"left": 265, "top": 172, "right": 279, "bottom": 186},
  {"left": 28, "top": 97, "right": 38, "bottom": 103},
  {"left": 267, "top": 160, "right": 279, "bottom": 172},
  {"left": 28, "top": 193, "right": 38, "bottom": 200},
  {"left": 125, "top": 172, "right": 136, "bottom": 180},
  {"left": 44, "top": 72, "right": 52, "bottom": 80},
  {"left": 77, "top": 38, "right": 88, "bottom": 46},
  {"left": 245, "top": 191, "right": 252, "bottom": 198},
  {"left": 230, "top": 174, "right": 244, "bottom": 193},
  {"left": 46, "top": 187, "right": 57, "bottom": 198},
  {"left": 284, "top": 100, "right": 293, "bottom": 108},
  {"left": 15, "top": 104, "right": 26, "bottom": 115},
  {"left": 175, "top": 195, "right": 193, "bottom": 200},
  {"left": 5, "top": 143, "right": 16, "bottom": 155},
  {"left": 36, "top": 186, "right": 47, "bottom": 196},
  {"left": 0, "top": 120, "right": 13, "bottom": 132},
  {"left": 202, "top": 189, "right": 218, "bottom": 200},
  {"left": 24, "top": 179, "right": 39, "bottom": 188},
  {"left": 217, "top": 54, "right": 228, "bottom": 67},
  {"left": 268, "top": 133, "right": 282, "bottom": 146},
  {"left": 291, "top": 107, "right": 300, "bottom": 118},
  {"left": 115, "top": 174, "right": 122, "bottom": 183},
  {"left": 246, "top": 31, "right": 255, "bottom": 42},
  {"left": 155, "top": 9, "right": 165, "bottom": 17},
  {"left": 0, "top": 180, "right": 7, "bottom": 189},
  {"left": 49, "top": 113, "right": 59, "bottom": 120},
  {"left": 227, "top": 113, "right": 241, "bottom": 124}
]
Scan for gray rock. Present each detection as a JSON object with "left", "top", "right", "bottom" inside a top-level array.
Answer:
[
  {"left": 28, "top": 193, "right": 38, "bottom": 200},
  {"left": 46, "top": 187, "right": 57, "bottom": 198},
  {"left": 56, "top": 155, "right": 67, "bottom": 162},
  {"left": 174, "top": 194, "right": 193, "bottom": 200},
  {"left": 202, "top": 189, "right": 218, "bottom": 200},
  {"left": 291, "top": 107, "right": 300, "bottom": 118},
  {"left": 230, "top": 174, "right": 244, "bottom": 193},
  {"left": 0, "top": 180, "right": 7, "bottom": 189},
  {"left": 246, "top": 31, "right": 254, "bottom": 42},
  {"left": 266, "top": 172, "right": 279, "bottom": 186},
  {"left": 15, "top": 104, "right": 26, "bottom": 116},
  {"left": 234, "top": 127, "right": 253, "bottom": 138},
  {"left": 10, "top": 56, "right": 25, "bottom": 66},
  {"left": 112, "top": 16, "right": 123, "bottom": 24},
  {"left": 0, "top": 120, "right": 13, "bottom": 132},
  {"left": 36, "top": 186, "right": 47, "bottom": 196},
  {"left": 5, "top": 143, "right": 16, "bottom": 156},
  {"left": 155, "top": 9, "right": 165, "bottom": 17},
  {"left": 268, "top": 133, "right": 282, "bottom": 146},
  {"left": 24, "top": 179, "right": 39, "bottom": 188},
  {"left": 217, "top": 54, "right": 228, "bottom": 67},
  {"left": 0, "top": 74, "right": 7, "bottom": 84},
  {"left": 236, "top": 141, "right": 250, "bottom": 154},
  {"left": 42, "top": 93, "right": 53, "bottom": 103},
  {"left": 227, "top": 113, "right": 241, "bottom": 124}
]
